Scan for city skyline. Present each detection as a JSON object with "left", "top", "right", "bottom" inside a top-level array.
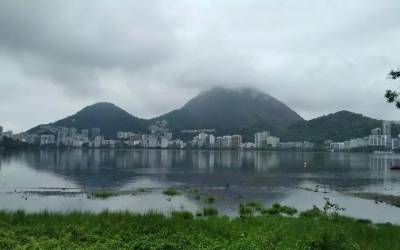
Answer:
[{"left": 0, "top": 1, "right": 399, "bottom": 132}]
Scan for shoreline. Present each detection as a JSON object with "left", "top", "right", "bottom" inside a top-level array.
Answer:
[{"left": 346, "top": 192, "right": 400, "bottom": 207}]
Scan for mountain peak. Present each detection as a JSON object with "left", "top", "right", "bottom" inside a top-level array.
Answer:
[
  {"left": 79, "top": 102, "right": 120, "bottom": 111},
  {"left": 198, "top": 86, "right": 269, "bottom": 97},
  {"left": 153, "top": 86, "right": 303, "bottom": 140},
  {"left": 29, "top": 102, "right": 148, "bottom": 138}
]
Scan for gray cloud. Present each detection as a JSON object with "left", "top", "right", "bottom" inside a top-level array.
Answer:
[{"left": 0, "top": 0, "right": 400, "bottom": 132}]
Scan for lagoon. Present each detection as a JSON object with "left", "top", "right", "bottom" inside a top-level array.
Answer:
[{"left": 1, "top": 149, "right": 400, "bottom": 223}]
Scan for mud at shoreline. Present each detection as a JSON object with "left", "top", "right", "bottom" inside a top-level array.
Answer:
[{"left": 346, "top": 192, "right": 400, "bottom": 207}]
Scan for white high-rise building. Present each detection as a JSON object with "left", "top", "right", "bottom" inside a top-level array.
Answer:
[
  {"left": 266, "top": 136, "right": 280, "bottom": 148},
  {"left": 215, "top": 137, "right": 222, "bottom": 148},
  {"left": 254, "top": 131, "right": 270, "bottom": 149},
  {"left": 57, "top": 131, "right": 67, "bottom": 146},
  {"left": 222, "top": 135, "right": 232, "bottom": 148},
  {"left": 208, "top": 134, "right": 215, "bottom": 148},
  {"left": 160, "top": 137, "right": 169, "bottom": 148},
  {"left": 68, "top": 128, "right": 77, "bottom": 137},
  {"left": 368, "top": 134, "right": 389, "bottom": 147},
  {"left": 81, "top": 129, "right": 89, "bottom": 138},
  {"left": 94, "top": 136, "right": 103, "bottom": 148},
  {"left": 383, "top": 121, "right": 391, "bottom": 137}
]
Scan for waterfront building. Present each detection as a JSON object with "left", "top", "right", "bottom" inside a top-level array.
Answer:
[
  {"left": 330, "top": 142, "right": 346, "bottom": 151},
  {"left": 349, "top": 138, "right": 368, "bottom": 149},
  {"left": 102, "top": 140, "right": 116, "bottom": 148},
  {"left": 280, "top": 142, "right": 301, "bottom": 149},
  {"left": 81, "top": 129, "right": 89, "bottom": 138},
  {"left": 94, "top": 136, "right": 103, "bottom": 148},
  {"left": 68, "top": 127, "right": 77, "bottom": 137},
  {"left": 368, "top": 134, "right": 389, "bottom": 147},
  {"left": 279, "top": 141, "right": 314, "bottom": 150},
  {"left": 72, "top": 140, "right": 83, "bottom": 148},
  {"left": 26, "top": 134, "right": 40, "bottom": 144},
  {"left": 232, "top": 135, "right": 243, "bottom": 148},
  {"left": 254, "top": 131, "right": 270, "bottom": 149},
  {"left": 91, "top": 128, "right": 101, "bottom": 139},
  {"left": 391, "top": 137, "right": 400, "bottom": 150},
  {"left": 142, "top": 134, "right": 157, "bottom": 148},
  {"left": 117, "top": 131, "right": 130, "bottom": 139},
  {"left": 160, "top": 137, "right": 169, "bottom": 148},
  {"left": 266, "top": 136, "right": 280, "bottom": 148},
  {"left": 169, "top": 139, "right": 185, "bottom": 149},
  {"left": 208, "top": 134, "right": 215, "bottom": 148},
  {"left": 40, "top": 135, "right": 55, "bottom": 145},
  {"left": 57, "top": 131, "right": 67, "bottom": 146},
  {"left": 0, "top": 126, "right": 3, "bottom": 140},
  {"left": 222, "top": 135, "right": 232, "bottom": 148},
  {"left": 383, "top": 121, "right": 391, "bottom": 137},
  {"left": 215, "top": 137, "right": 222, "bottom": 148},
  {"left": 240, "top": 142, "right": 256, "bottom": 149},
  {"left": 197, "top": 133, "right": 208, "bottom": 148},
  {"left": 303, "top": 141, "right": 314, "bottom": 149}
]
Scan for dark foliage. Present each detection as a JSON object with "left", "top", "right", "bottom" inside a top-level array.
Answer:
[
  {"left": 385, "top": 70, "right": 400, "bottom": 108},
  {"left": 388, "top": 70, "right": 400, "bottom": 80},
  {"left": 279, "top": 110, "right": 383, "bottom": 143},
  {"left": 0, "top": 137, "right": 37, "bottom": 149}
]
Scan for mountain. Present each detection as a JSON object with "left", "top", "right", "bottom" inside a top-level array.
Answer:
[
  {"left": 29, "top": 102, "right": 148, "bottom": 138},
  {"left": 28, "top": 89, "right": 392, "bottom": 144},
  {"left": 279, "top": 110, "right": 389, "bottom": 143},
  {"left": 151, "top": 87, "right": 304, "bottom": 140}
]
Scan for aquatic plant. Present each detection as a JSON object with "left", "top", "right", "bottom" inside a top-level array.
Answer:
[
  {"left": 279, "top": 206, "right": 297, "bottom": 216},
  {"left": 90, "top": 190, "right": 116, "bottom": 199},
  {"left": 245, "top": 201, "right": 264, "bottom": 211},
  {"left": 205, "top": 195, "right": 215, "bottom": 204},
  {"left": 163, "top": 188, "right": 180, "bottom": 196},
  {"left": 239, "top": 203, "right": 254, "bottom": 219}
]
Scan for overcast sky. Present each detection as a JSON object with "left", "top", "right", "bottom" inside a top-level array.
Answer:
[{"left": 1, "top": 0, "right": 400, "bottom": 132}]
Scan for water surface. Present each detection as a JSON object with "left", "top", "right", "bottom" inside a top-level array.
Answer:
[{"left": 1, "top": 149, "right": 400, "bottom": 223}]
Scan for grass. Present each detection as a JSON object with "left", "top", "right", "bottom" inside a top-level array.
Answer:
[
  {"left": 0, "top": 210, "right": 399, "bottom": 249},
  {"left": 163, "top": 187, "right": 180, "bottom": 196},
  {"left": 89, "top": 190, "right": 116, "bottom": 199},
  {"left": 202, "top": 206, "right": 218, "bottom": 217}
]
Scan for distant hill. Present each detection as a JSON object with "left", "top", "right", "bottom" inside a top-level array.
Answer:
[
  {"left": 279, "top": 111, "right": 386, "bottom": 143},
  {"left": 29, "top": 102, "right": 148, "bottom": 138},
  {"left": 151, "top": 87, "right": 304, "bottom": 140},
  {"left": 27, "top": 89, "right": 395, "bottom": 143}
]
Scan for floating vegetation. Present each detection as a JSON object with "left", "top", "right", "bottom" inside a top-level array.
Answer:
[
  {"left": 90, "top": 190, "right": 117, "bottom": 199},
  {"left": 163, "top": 188, "right": 180, "bottom": 196},
  {"left": 205, "top": 195, "right": 215, "bottom": 204}
]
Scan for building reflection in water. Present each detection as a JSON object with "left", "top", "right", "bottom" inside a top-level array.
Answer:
[{"left": 1, "top": 150, "right": 400, "bottom": 191}]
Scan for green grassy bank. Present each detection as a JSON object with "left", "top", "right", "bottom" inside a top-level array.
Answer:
[{"left": 0, "top": 208, "right": 399, "bottom": 250}]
